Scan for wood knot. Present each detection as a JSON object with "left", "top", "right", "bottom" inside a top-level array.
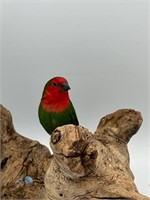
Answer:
[{"left": 51, "top": 130, "right": 61, "bottom": 144}]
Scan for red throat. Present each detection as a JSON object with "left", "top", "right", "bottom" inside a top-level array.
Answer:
[{"left": 41, "top": 89, "right": 70, "bottom": 113}]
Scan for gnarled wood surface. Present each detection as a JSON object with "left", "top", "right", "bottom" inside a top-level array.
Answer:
[
  {"left": 0, "top": 105, "right": 52, "bottom": 199},
  {"left": 0, "top": 105, "right": 149, "bottom": 200},
  {"left": 45, "top": 109, "right": 148, "bottom": 200}
]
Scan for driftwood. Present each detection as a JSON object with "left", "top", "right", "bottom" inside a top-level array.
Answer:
[
  {"left": 0, "top": 105, "right": 52, "bottom": 199},
  {"left": 0, "top": 105, "right": 149, "bottom": 200}
]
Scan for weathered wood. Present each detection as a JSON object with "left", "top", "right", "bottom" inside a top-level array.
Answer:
[
  {"left": 0, "top": 105, "right": 149, "bottom": 200},
  {"left": 45, "top": 110, "right": 149, "bottom": 200},
  {"left": 0, "top": 105, "right": 52, "bottom": 199}
]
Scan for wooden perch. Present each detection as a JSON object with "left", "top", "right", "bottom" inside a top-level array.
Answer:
[
  {"left": 0, "top": 105, "right": 149, "bottom": 200},
  {"left": 0, "top": 105, "right": 52, "bottom": 199}
]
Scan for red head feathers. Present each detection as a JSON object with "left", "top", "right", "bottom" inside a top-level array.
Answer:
[{"left": 41, "top": 77, "right": 71, "bottom": 112}]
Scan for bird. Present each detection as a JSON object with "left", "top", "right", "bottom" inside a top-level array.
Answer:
[{"left": 38, "top": 76, "right": 79, "bottom": 135}]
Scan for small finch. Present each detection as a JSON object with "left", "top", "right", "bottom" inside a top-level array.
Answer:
[{"left": 38, "top": 77, "right": 79, "bottom": 135}]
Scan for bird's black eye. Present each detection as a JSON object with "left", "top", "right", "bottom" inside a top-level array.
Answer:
[{"left": 53, "top": 82, "right": 57, "bottom": 86}]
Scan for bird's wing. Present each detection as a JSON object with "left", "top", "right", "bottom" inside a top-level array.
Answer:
[{"left": 69, "top": 101, "right": 79, "bottom": 126}]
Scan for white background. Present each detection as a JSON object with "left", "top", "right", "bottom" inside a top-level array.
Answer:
[{"left": 1, "top": 0, "right": 149, "bottom": 197}]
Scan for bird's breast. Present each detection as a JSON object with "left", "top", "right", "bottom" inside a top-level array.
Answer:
[{"left": 41, "top": 99, "right": 70, "bottom": 113}]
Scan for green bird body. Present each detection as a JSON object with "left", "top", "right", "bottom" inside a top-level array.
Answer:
[{"left": 38, "top": 77, "right": 79, "bottom": 135}]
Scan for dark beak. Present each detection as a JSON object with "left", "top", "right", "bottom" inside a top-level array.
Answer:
[{"left": 61, "top": 82, "right": 71, "bottom": 91}]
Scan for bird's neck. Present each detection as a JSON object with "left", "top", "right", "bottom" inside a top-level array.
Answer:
[{"left": 41, "top": 91, "right": 70, "bottom": 112}]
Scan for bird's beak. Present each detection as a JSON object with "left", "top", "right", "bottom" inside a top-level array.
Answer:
[{"left": 61, "top": 82, "right": 71, "bottom": 91}]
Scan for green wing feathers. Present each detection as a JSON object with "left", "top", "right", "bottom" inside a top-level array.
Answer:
[{"left": 38, "top": 101, "right": 79, "bottom": 135}]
